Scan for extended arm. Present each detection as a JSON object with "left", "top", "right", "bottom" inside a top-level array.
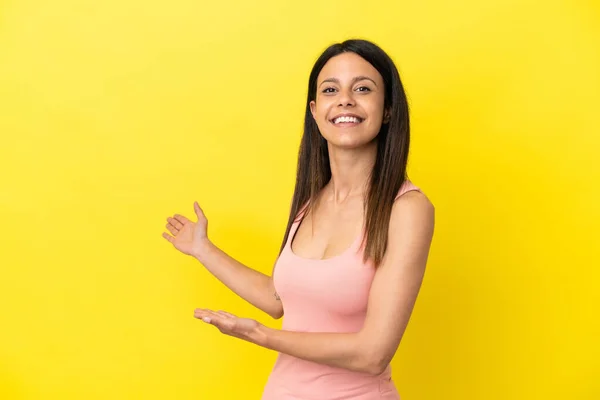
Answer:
[{"left": 197, "top": 191, "right": 435, "bottom": 373}]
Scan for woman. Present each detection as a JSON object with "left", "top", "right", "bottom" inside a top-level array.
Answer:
[{"left": 162, "top": 39, "right": 435, "bottom": 399}]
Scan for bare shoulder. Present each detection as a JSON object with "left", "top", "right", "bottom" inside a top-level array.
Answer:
[
  {"left": 389, "top": 189, "right": 435, "bottom": 240},
  {"left": 393, "top": 189, "right": 434, "bottom": 220}
]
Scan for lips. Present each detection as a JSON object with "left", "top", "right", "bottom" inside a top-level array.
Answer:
[{"left": 330, "top": 113, "right": 364, "bottom": 125}]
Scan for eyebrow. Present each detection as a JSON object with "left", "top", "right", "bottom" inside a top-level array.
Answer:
[{"left": 318, "top": 75, "right": 378, "bottom": 88}]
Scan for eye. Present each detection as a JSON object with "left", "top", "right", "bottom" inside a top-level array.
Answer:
[
  {"left": 322, "top": 87, "right": 337, "bottom": 93},
  {"left": 355, "top": 86, "right": 371, "bottom": 92}
]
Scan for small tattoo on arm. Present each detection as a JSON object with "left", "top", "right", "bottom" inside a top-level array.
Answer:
[{"left": 274, "top": 292, "right": 280, "bottom": 301}]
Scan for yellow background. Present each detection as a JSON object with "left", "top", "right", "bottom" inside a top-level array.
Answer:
[{"left": 1, "top": 0, "right": 598, "bottom": 398}]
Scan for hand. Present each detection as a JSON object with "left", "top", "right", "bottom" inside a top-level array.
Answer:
[
  {"left": 194, "top": 309, "right": 266, "bottom": 345},
  {"left": 162, "top": 202, "right": 211, "bottom": 259}
]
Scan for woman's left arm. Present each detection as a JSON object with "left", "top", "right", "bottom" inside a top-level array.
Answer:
[{"left": 195, "top": 191, "right": 435, "bottom": 375}]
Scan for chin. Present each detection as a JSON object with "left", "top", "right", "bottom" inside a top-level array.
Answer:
[{"left": 326, "top": 136, "right": 377, "bottom": 151}]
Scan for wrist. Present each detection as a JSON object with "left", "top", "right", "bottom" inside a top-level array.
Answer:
[
  {"left": 192, "top": 238, "right": 214, "bottom": 264},
  {"left": 253, "top": 324, "right": 272, "bottom": 348}
]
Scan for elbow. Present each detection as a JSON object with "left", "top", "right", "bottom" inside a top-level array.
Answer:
[
  {"left": 268, "top": 306, "right": 284, "bottom": 320},
  {"left": 362, "top": 357, "right": 388, "bottom": 376},
  {"left": 355, "top": 329, "right": 402, "bottom": 375},
  {"left": 357, "top": 347, "right": 392, "bottom": 375},
  {"left": 269, "top": 311, "right": 284, "bottom": 320}
]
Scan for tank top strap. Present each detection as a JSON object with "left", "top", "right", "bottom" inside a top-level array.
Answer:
[
  {"left": 395, "top": 179, "right": 421, "bottom": 200},
  {"left": 285, "top": 201, "right": 309, "bottom": 249},
  {"left": 294, "top": 201, "right": 309, "bottom": 222}
]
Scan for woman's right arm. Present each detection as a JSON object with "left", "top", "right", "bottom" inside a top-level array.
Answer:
[
  {"left": 193, "top": 240, "right": 283, "bottom": 319},
  {"left": 163, "top": 201, "right": 283, "bottom": 319}
]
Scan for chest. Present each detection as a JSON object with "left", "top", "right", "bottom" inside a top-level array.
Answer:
[
  {"left": 290, "top": 201, "right": 364, "bottom": 261},
  {"left": 273, "top": 249, "right": 376, "bottom": 319}
]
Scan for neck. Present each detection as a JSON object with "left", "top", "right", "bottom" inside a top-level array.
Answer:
[{"left": 325, "top": 140, "right": 377, "bottom": 204}]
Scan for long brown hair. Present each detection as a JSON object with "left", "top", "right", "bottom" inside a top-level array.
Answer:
[{"left": 279, "top": 39, "right": 410, "bottom": 267}]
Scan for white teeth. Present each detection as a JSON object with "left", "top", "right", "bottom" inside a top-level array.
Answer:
[{"left": 334, "top": 116, "right": 361, "bottom": 124}]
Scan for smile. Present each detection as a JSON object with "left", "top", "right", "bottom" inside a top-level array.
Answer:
[{"left": 331, "top": 115, "right": 364, "bottom": 125}]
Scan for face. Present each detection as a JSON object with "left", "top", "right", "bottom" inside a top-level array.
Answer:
[{"left": 310, "top": 52, "right": 388, "bottom": 149}]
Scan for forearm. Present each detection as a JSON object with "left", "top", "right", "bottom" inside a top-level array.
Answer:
[
  {"left": 256, "top": 327, "right": 381, "bottom": 374},
  {"left": 194, "top": 241, "right": 282, "bottom": 319}
]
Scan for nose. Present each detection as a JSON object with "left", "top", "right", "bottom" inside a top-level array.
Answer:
[{"left": 337, "top": 88, "right": 355, "bottom": 107}]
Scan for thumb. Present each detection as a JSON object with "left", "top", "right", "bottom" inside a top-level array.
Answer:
[{"left": 194, "top": 201, "right": 206, "bottom": 220}]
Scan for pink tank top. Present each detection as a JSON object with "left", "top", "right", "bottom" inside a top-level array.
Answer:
[{"left": 261, "top": 181, "right": 421, "bottom": 400}]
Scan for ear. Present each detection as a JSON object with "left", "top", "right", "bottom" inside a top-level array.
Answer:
[
  {"left": 310, "top": 100, "right": 317, "bottom": 119},
  {"left": 383, "top": 108, "right": 391, "bottom": 124}
]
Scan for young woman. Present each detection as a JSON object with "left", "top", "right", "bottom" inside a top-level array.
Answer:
[{"left": 162, "top": 39, "right": 435, "bottom": 399}]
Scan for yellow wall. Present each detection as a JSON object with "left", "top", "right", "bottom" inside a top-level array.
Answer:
[{"left": 1, "top": 0, "right": 598, "bottom": 398}]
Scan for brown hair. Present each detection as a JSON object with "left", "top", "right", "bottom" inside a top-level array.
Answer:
[{"left": 279, "top": 39, "right": 411, "bottom": 267}]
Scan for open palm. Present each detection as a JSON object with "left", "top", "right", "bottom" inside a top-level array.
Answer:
[
  {"left": 194, "top": 309, "right": 263, "bottom": 345},
  {"left": 162, "top": 201, "right": 209, "bottom": 257}
]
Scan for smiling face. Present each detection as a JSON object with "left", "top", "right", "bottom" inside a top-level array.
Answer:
[{"left": 310, "top": 52, "right": 388, "bottom": 149}]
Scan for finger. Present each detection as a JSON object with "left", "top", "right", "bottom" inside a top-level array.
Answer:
[
  {"left": 211, "top": 311, "right": 237, "bottom": 331},
  {"left": 173, "top": 214, "right": 192, "bottom": 229},
  {"left": 194, "top": 309, "right": 211, "bottom": 323},
  {"left": 165, "top": 222, "right": 179, "bottom": 235},
  {"left": 217, "top": 310, "right": 236, "bottom": 319},
  {"left": 194, "top": 202, "right": 206, "bottom": 220},
  {"left": 205, "top": 310, "right": 224, "bottom": 321},
  {"left": 194, "top": 308, "right": 218, "bottom": 322},
  {"left": 195, "top": 309, "right": 234, "bottom": 330},
  {"left": 162, "top": 232, "right": 174, "bottom": 242},
  {"left": 168, "top": 216, "right": 185, "bottom": 230}
]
